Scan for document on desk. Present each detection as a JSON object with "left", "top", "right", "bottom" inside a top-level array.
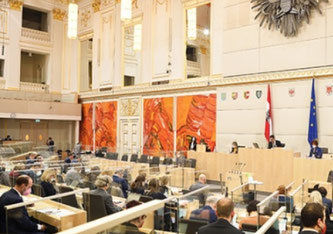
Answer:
[{"left": 37, "top": 208, "right": 75, "bottom": 217}]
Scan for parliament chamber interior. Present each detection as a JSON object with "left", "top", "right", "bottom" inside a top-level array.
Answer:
[{"left": 1, "top": 0, "right": 333, "bottom": 233}]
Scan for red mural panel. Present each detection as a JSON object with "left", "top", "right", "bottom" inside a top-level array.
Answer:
[
  {"left": 143, "top": 98, "right": 174, "bottom": 157},
  {"left": 79, "top": 103, "right": 93, "bottom": 149},
  {"left": 95, "top": 101, "right": 117, "bottom": 150},
  {"left": 177, "top": 94, "right": 216, "bottom": 153}
]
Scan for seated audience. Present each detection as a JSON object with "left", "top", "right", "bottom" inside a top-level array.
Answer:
[
  {"left": 318, "top": 187, "right": 332, "bottom": 214},
  {"left": 144, "top": 178, "right": 166, "bottom": 200},
  {"left": 309, "top": 140, "right": 323, "bottom": 159},
  {"left": 268, "top": 135, "right": 284, "bottom": 149},
  {"left": 189, "top": 174, "right": 208, "bottom": 205},
  {"left": 230, "top": 141, "right": 238, "bottom": 154},
  {"left": 190, "top": 196, "right": 218, "bottom": 223},
  {"left": 309, "top": 191, "right": 331, "bottom": 223},
  {"left": 0, "top": 160, "right": 10, "bottom": 186},
  {"left": 0, "top": 175, "right": 46, "bottom": 233},
  {"left": 112, "top": 200, "right": 146, "bottom": 234},
  {"left": 65, "top": 165, "right": 82, "bottom": 187},
  {"left": 90, "top": 175, "right": 122, "bottom": 214},
  {"left": 82, "top": 166, "right": 100, "bottom": 190},
  {"left": 64, "top": 153, "right": 74, "bottom": 164},
  {"left": 130, "top": 175, "right": 146, "bottom": 195},
  {"left": 270, "top": 185, "right": 294, "bottom": 210},
  {"left": 112, "top": 169, "right": 129, "bottom": 198},
  {"left": 4, "top": 135, "right": 12, "bottom": 141},
  {"left": 300, "top": 203, "right": 326, "bottom": 234},
  {"left": 40, "top": 169, "right": 57, "bottom": 197},
  {"left": 26, "top": 152, "right": 38, "bottom": 165},
  {"left": 198, "top": 198, "right": 243, "bottom": 234},
  {"left": 159, "top": 175, "right": 169, "bottom": 197},
  {"left": 239, "top": 200, "right": 269, "bottom": 230},
  {"left": 9, "top": 164, "right": 25, "bottom": 178}
]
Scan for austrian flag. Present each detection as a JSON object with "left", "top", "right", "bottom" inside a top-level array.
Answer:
[{"left": 265, "top": 85, "right": 273, "bottom": 142}]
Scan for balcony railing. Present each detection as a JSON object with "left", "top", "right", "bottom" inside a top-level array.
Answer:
[
  {"left": 20, "top": 82, "right": 49, "bottom": 93},
  {"left": 21, "top": 27, "right": 51, "bottom": 43}
]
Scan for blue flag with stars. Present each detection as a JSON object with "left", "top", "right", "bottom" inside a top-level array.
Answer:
[{"left": 308, "top": 79, "right": 318, "bottom": 146}]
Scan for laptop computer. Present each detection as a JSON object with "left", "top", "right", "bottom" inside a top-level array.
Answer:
[{"left": 253, "top": 143, "right": 260, "bottom": 149}]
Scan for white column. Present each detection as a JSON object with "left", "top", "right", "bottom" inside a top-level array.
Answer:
[
  {"left": 141, "top": 0, "right": 153, "bottom": 84},
  {"left": 113, "top": 3, "right": 122, "bottom": 86},
  {"left": 211, "top": 0, "right": 224, "bottom": 76},
  {"left": 92, "top": 10, "right": 101, "bottom": 90},
  {"left": 6, "top": 6, "right": 22, "bottom": 89}
]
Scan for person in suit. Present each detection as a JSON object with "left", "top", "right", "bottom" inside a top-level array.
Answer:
[
  {"left": 65, "top": 165, "right": 82, "bottom": 187},
  {"left": 318, "top": 187, "right": 332, "bottom": 215},
  {"left": 90, "top": 175, "right": 122, "bottom": 215},
  {"left": 309, "top": 140, "right": 323, "bottom": 159},
  {"left": 189, "top": 136, "right": 197, "bottom": 151},
  {"left": 46, "top": 137, "right": 55, "bottom": 152},
  {"left": 190, "top": 196, "right": 218, "bottom": 223},
  {"left": 268, "top": 135, "right": 284, "bottom": 149},
  {"left": 230, "top": 141, "right": 239, "bottom": 154},
  {"left": 0, "top": 175, "right": 46, "bottom": 233},
  {"left": 112, "top": 169, "right": 129, "bottom": 198},
  {"left": 189, "top": 174, "right": 208, "bottom": 205},
  {"left": 300, "top": 203, "right": 326, "bottom": 234},
  {"left": 198, "top": 198, "right": 243, "bottom": 234},
  {"left": 40, "top": 169, "right": 57, "bottom": 197}
]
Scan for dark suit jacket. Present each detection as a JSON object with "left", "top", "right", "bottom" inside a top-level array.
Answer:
[
  {"left": 198, "top": 218, "right": 244, "bottom": 234},
  {"left": 268, "top": 140, "right": 283, "bottom": 149},
  {"left": 90, "top": 188, "right": 121, "bottom": 214},
  {"left": 41, "top": 181, "right": 57, "bottom": 197},
  {"left": 0, "top": 188, "right": 39, "bottom": 233},
  {"left": 309, "top": 147, "right": 323, "bottom": 159},
  {"left": 300, "top": 231, "right": 319, "bottom": 234},
  {"left": 323, "top": 197, "right": 333, "bottom": 214},
  {"left": 112, "top": 175, "right": 129, "bottom": 198}
]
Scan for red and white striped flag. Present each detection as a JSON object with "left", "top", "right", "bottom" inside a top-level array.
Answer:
[{"left": 265, "top": 85, "right": 273, "bottom": 141}]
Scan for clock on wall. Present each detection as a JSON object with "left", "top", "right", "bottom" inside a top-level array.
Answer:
[{"left": 251, "top": 0, "right": 328, "bottom": 37}]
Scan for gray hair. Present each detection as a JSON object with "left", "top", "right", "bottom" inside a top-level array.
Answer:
[
  {"left": 95, "top": 175, "right": 112, "bottom": 188},
  {"left": 206, "top": 196, "right": 220, "bottom": 206}
]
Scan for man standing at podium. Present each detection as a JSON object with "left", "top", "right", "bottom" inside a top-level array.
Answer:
[{"left": 268, "top": 135, "right": 283, "bottom": 149}]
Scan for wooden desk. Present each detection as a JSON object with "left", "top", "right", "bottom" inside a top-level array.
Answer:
[
  {"left": 189, "top": 148, "right": 330, "bottom": 192},
  {"left": 0, "top": 186, "right": 86, "bottom": 231}
]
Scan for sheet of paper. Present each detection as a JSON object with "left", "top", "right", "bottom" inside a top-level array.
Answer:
[{"left": 37, "top": 208, "right": 75, "bottom": 217}]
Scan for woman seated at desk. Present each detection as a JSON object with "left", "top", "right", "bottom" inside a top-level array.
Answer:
[
  {"left": 130, "top": 175, "right": 146, "bottom": 195},
  {"left": 239, "top": 200, "right": 269, "bottom": 230},
  {"left": 269, "top": 185, "right": 294, "bottom": 212},
  {"left": 40, "top": 169, "right": 58, "bottom": 197},
  {"left": 159, "top": 176, "right": 170, "bottom": 197},
  {"left": 230, "top": 141, "right": 238, "bottom": 154},
  {"left": 309, "top": 139, "right": 323, "bottom": 159},
  {"left": 144, "top": 178, "right": 166, "bottom": 200}
]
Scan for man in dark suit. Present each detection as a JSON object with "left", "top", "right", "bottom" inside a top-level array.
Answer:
[
  {"left": 198, "top": 198, "right": 243, "bottom": 234},
  {"left": 90, "top": 175, "right": 122, "bottom": 215},
  {"left": 318, "top": 187, "right": 332, "bottom": 214},
  {"left": 112, "top": 170, "right": 129, "bottom": 198},
  {"left": 268, "top": 135, "right": 284, "bottom": 149},
  {"left": 300, "top": 203, "right": 326, "bottom": 234},
  {"left": 0, "top": 175, "right": 46, "bottom": 233}
]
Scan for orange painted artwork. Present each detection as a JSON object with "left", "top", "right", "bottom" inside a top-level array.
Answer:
[
  {"left": 177, "top": 94, "right": 216, "bottom": 153},
  {"left": 143, "top": 98, "right": 174, "bottom": 157},
  {"left": 79, "top": 103, "right": 93, "bottom": 150},
  {"left": 95, "top": 101, "right": 117, "bottom": 151}
]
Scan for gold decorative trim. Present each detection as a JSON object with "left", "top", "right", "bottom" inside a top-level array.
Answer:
[
  {"left": 79, "top": 66, "right": 333, "bottom": 100},
  {"left": 9, "top": 0, "right": 23, "bottom": 11},
  {"left": 53, "top": 8, "right": 66, "bottom": 21},
  {"left": 92, "top": 0, "right": 101, "bottom": 12},
  {"left": 80, "top": 9, "right": 91, "bottom": 27}
]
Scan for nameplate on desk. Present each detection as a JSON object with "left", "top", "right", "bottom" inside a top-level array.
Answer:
[{"left": 37, "top": 208, "right": 75, "bottom": 217}]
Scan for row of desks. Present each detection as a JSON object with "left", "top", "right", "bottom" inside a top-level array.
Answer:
[{"left": 189, "top": 148, "right": 333, "bottom": 192}]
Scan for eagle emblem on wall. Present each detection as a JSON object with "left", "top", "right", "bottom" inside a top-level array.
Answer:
[{"left": 251, "top": 0, "right": 328, "bottom": 37}]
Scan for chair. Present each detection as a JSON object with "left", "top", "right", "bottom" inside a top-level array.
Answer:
[
  {"left": 139, "top": 154, "right": 148, "bottom": 163},
  {"left": 111, "top": 153, "right": 118, "bottom": 160},
  {"left": 179, "top": 219, "right": 208, "bottom": 234},
  {"left": 106, "top": 152, "right": 112, "bottom": 160},
  {"left": 101, "top": 147, "right": 108, "bottom": 153},
  {"left": 322, "top": 147, "right": 329, "bottom": 154},
  {"left": 32, "top": 184, "right": 45, "bottom": 197},
  {"left": 130, "top": 154, "right": 138, "bottom": 163},
  {"left": 242, "top": 224, "right": 260, "bottom": 232},
  {"left": 139, "top": 195, "right": 153, "bottom": 203},
  {"left": 95, "top": 150, "right": 103, "bottom": 158},
  {"left": 189, "top": 158, "right": 196, "bottom": 168},
  {"left": 83, "top": 192, "right": 107, "bottom": 221},
  {"left": 121, "top": 154, "right": 128, "bottom": 161},
  {"left": 163, "top": 158, "right": 173, "bottom": 165},
  {"left": 58, "top": 186, "right": 80, "bottom": 208},
  {"left": 328, "top": 171, "right": 333, "bottom": 182},
  {"left": 150, "top": 156, "right": 160, "bottom": 167}
]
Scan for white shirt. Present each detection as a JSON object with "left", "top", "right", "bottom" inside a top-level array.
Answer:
[{"left": 302, "top": 228, "right": 319, "bottom": 233}]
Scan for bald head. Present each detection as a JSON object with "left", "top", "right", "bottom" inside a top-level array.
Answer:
[
  {"left": 198, "top": 174, "right": 207, "bottom": 184},
  {"left": 216, "top": 198, "right": 234, "bottom": 220}
]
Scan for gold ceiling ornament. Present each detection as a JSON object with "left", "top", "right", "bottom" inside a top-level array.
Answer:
[
  {"left": 132, "top": 0, "right": 138, "bottom": 9},
  {"left": 251, "top": 0, "right": 329, "bottom": 37},
  {"left": 92, "top": 0, "right": 101, "bottom": 12},
  {"left": 9, "top": 0, "right": 23, "bottom": 11},
  {"left": 53, "top": 8, "right": 66, "bottom": 21},
  {"left": 80, "top": 9, "right": 91, "bottom": 27}
]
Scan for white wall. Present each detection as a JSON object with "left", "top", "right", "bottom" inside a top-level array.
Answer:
[{"left": 217, "top": 78, "right": 333, "bottom": 156}]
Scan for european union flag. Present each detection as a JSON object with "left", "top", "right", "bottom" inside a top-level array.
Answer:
[{"left": 308, "top": 79, "right": 318, "bottom": 146}]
